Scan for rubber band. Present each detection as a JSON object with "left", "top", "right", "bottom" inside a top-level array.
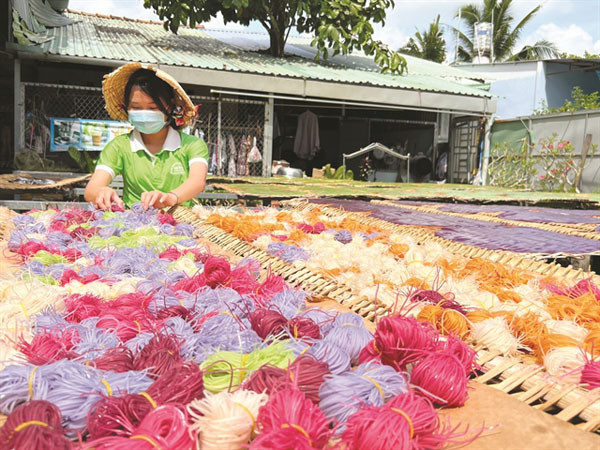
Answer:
[
  {"left": 239, "top": 353, "right": 249, "bottom": 382},
  {"left": 28, "top": 366, "right": 38, "bottom": 399},
  {"left": 134, "top": 320, "right": 141, "bottom": 332},
  {"left": 372, "top": 341, "right": 381, "bottom": 354},
  {"left": 408, "top": 260, "right": 423, "bottom": 265},
  {"left": 340, "top": 323, "right": 358, "bottom": 327},
  {"left": 362, "top": 375, "right": 385, "bottom": 400},
  {"left": 14, "top": 420, "right": 49, "bottom": 432},
  {"left": 391, "top": 408, "right": 414, "bottom": 438},
  {"left": 281, "top": 423, "right": 312, "bottom": 446},
  {"left": 293, "top": 324, "right": 299, "bottom": 338},
  {"left": 139, "top": 391, "right": 157, "bottom": 409},
  {"left": 233, "top": 401, "right": 256, "bottom": 428},
  {"left": 101, "top": 378, "right": 113, "bottom": 396},
  {"left": 299, "top": 346, "right": 310, "bottom": 357},
  {"left": 131, "top": 434, "right": 159, "bottom": 447},
  {"left": 19, "top": 301, "right": 29, "bottom": 318}
]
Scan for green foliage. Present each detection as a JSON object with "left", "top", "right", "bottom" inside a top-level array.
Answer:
[
  {"left": 535, "top": 134, "right": 596, "bottom": 193},
  {"left": 322, "top": 163, "right": 353, "bottom": 179},
  {"left": 534, "top": 87, "right": 600, "bottom": 115},
  {"left": 143, "top": 0, "right": 406, "bottom": 74},
  {"left": 67, "top": 146, "right": 97, "bottom": 173},
  {"left": 559, "top": 51, "right": 600, "bottom": 59},
  {"left": 488, "top": 139, "right": 537, "bottom": 189},
  {"left": 453, "top": 0, "right": 559, "bottom": 62},
  {"left": 399, "top": 14, "right": 446, "bottom": 63}
]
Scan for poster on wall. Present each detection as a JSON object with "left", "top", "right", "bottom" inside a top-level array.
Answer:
[{"left": 50, "top": 118, "right": 132, "bottom": 152}]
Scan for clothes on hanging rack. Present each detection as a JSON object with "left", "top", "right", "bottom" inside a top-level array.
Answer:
[
  {"left": 227, "top": 134, "right": 237, "bottom": 177},
  {"left": 293, "top": 110, "right": 320, "bottom": 160},
  {"left": 237, "top": 135, "right": 252, "bottom": 176}
]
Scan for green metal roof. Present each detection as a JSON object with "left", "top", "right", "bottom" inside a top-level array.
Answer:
[{"left": 25, "top": 11, "right": 491, "bottom": 98}]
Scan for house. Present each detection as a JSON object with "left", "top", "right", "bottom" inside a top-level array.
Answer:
[
  {"left": 459, "top": 59, "right": 600, "bottom": 119},
  {"left": 3, "top": 0, "right": 495, "bottom": 183}
]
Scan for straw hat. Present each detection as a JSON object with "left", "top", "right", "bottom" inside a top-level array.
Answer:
[{"left": 102, "top": 62, "right": 196, "bottom": 126}]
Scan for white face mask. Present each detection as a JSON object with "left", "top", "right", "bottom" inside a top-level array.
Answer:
[{"left": 127, "top": 110, "right": 166, "bottom": 134}]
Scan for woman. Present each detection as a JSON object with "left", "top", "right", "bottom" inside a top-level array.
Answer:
[{"left": 84, "top": 63, "right": 208, "bottom": 210}]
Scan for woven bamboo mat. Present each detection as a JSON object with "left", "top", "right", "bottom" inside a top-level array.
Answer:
[
  {"left": 473, "top": 349, "right": 600, "bottom": 433},
  {"left": 375, "top": 200, "right": 600, "bottom": 243},
  {"left": 170, "top": 206, "right": 391, "bottom": 321},
  {"left": 173, "top": 205, "right": 600, "bottom": 433},
  {"left": 285, "top": 199, "right": 596, "bottom": 282},
  {"left": 0, "top": 173, "right": 91, "bottom": 191}
]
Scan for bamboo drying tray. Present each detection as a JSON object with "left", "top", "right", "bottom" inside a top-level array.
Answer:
[
  {"left": 374, "top": 200, "right": 600, "bottom": 243},
  {"left": 0, "top": 173, "right": 91, "bottom": 191},
  {"left": 285, "top": 199, "right": 597, "bottom": 281}
]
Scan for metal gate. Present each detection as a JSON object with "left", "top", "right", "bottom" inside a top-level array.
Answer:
[{"left": 449, "top": 116, "right": 483, "bottom": 183}]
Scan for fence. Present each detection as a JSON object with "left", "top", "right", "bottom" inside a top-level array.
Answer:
[
  {"left": 489, "top": 109, "right": 600, "bottom": 193},
  {"left": 21, "top": 82, "right": 268, "bottom": 176}
]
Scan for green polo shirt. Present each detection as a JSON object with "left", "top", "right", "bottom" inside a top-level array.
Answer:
[{"left": 95, "top": 128, "right": 209, "bottom": 207}]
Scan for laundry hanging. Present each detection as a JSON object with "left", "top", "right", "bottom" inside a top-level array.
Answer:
[{"left": 293, "top": 110, "right": 320, "bottom": 161}]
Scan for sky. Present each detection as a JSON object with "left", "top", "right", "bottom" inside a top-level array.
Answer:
[{"left": 68, "top": 0, "right": 600, "bottom": 59}]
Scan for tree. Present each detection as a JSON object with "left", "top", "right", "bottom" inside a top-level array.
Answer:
[
  {"left": 399, "top": 14, "right": 446, "bottom": 63},
  {"left": 143, "top": 0, "right": 407, "bottom": 74},
  {"left": 453, "top": 0, "right": 560, "bottom": 62}
]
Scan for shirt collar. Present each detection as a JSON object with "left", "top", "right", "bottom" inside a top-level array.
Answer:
[{"left": 130, "top": 127, "right": 181, "bottom": 157}]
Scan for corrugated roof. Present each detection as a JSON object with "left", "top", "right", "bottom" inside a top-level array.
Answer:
[{"left": 29, "top": 11, "right": 491, "bottom": 98}]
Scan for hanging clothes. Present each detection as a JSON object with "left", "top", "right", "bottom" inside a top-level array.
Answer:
[
  {"left": 227, "top": 133, "right": 237, "bottom": 177},
  {"left": 293, "top": 110, "right": 320, "bottom": 160},
  {"left": 237, "top": 135, "right": 252, "bottom": 176}
]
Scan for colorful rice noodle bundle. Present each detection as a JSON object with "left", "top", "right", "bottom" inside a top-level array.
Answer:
[
  {"left": 250, "top": 388, "right": 332, "bottom": 449},
  {"left": 0, "top": 400, "right": 72, "bottom": 449},
  {"left": 187, "top": 389, "right": 268, "bottom": 450}
]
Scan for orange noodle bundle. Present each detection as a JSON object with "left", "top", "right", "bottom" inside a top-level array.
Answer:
[{"left": 417, "top": 305, "right": 470, "bottom": 339}]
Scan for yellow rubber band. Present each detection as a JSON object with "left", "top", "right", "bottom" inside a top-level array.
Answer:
[
  {"left": 372, "top": 341, "right": 380, "bottom": 354},
  {"left": 14, "top": 420, "right": 49, "bottom": 432},
  {"left": 131, "top": 434, "right": 159, "bottom": 447},
  {"left": 101, "top": 379, "right": 113, "bottom": 396},
  {"left": 28, "top": 366, "right": 38, "bottom": 399},
  {"left": 239, "top": 353, "right": 249, "bottom": 382},
  {"left": 293, "top": 324, "right": 299, "bottom": 338},
  {"left": 139, "top": 391, "right": 157, "bottom": 409},
  {"left": 281, "top": 423, "right": 312, "bottom": 446},
  {"left": 408, "top": 260, "right": 423, "bottom": 265},
  {"left": 340, "top": 323, "right": 358, "bottom": 327},
  {"left": 233, "top": 401, "right": 256, "bottom": 427},
  {"left": 391, "top": 408, "right": 414, "bottom": 438},
  {"left": 178, "top": 298, "right": 185, "bottom": 307},
  {"left": 299, "top": 346, "right": 310, "bottom": 357},
  {"left": 134, "top": 320, "right": 141, "bottom": 332},
  {"left": 19, "top": 301, "right": 28, "bottom": 318},
  {"left": 362, "top": 375, "right": 385, "bottom": 400}
]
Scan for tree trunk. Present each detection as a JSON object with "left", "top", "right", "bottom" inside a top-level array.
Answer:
[{"left": 268, "top": 29, "right": 285, "bottom": 57}]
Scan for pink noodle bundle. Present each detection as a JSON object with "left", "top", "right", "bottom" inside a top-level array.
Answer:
[
  {"left": 250, "top": 309, "right": 288, "bottom": 339},
  {"left": 410, "top": 353, "right": 469, "bottom": 407},
  {"left": 296, "top": 222, "right": 325, "bottom": 234},
  {"left": 96, "top": 313, "right": 153, "bottom": 342},
  {"left": 158, "top": 246, "right": 206, "bottom": 262},
  {"left": 83, "top": 405, "right": 194, "bottom": 449},
  {"left": 157, "top": 213, "right": 177, "bottom": 226},
  {"left": 340, "top": 390, "right": 453, "bottom": 450},
  {"left": 203, "top": 256, "right": 232, "bottom": 288},
  {"left": 229, "top": 265, "right": 260, "bottom": 294},
  {"left": 544, "top": 278, "right": 600, "bottom": 300},
  {"left": 146, "top": 362, "right": 204, "bottom": 405},
  {"left": 65, "top": 294, "right": 103, "bottom": 322},
  {"left": 438, "top": 335, "right": 479, "bottom": 376},
  {"left": 359, "top": 315, "right": 438, "bottom": 370},
  {"left": 580, "top": 354, "right": 600, "bottom": 389},
  {"left": 250, "top": 388, "right": 332, "bottom": 449},
  {"left": 288, "top": 317, "right": 321, "bottom": 341},
  {"left": 172, "top": 274, "right": 207, "bottom": 293},
  {"left": 0, "top": 400, "right": 72, "bottom": 449},
  {"left": 243, "top": 356, "right": 330, "bottom": 404},
  {"left": 59, "top": 270, "right": 100, "bottom": 286},
  {"left": 256, "top": 272, "right": 288, "bottom": 303},
  {"left": 132, "top": 334, "right": 183, "bottom": 379},
  {"left": 156, "top": 305, "right": 196, "bottom": 322},
  {"left": 87, "top": 394, "right": 154, "bottom": 440},
  {"left": 13, "top": 241, "right": 48, "bottom": 259},
  {"left": 92, "top": 346, "right": 135, "bottom": 372},
  {"left": 19, "top": 327, "right": 80, "bottom": 365}
]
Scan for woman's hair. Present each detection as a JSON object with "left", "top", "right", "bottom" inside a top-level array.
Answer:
[{"left": 124, "top": 69, "right": 183, "bottom": 130}]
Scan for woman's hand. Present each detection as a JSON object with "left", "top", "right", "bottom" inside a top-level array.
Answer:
[
  {"left": 141, "top": 190, "right": 178, "bottom": 210},
  {"left": 95, "top": 186, "right": 124, "bottom": 211}
]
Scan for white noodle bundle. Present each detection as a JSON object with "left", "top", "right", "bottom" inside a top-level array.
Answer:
[
  {"left": 545, "top": 320, "right": 588, "bottom": 343},
  {"left": 544, "top": 346, "right": 590, "bottom": 382},
  {"left": 187, "top": 390, "right": 268, "bottom": 450},
  {"left": 471, "top": 317, "right": 522, "bottom": 355}
]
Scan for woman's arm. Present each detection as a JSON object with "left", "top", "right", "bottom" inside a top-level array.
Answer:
[
  {"left": 141, "top": 162, "right": 207, "bottom": 209},
  {"left": 84, "top": 170, "right": 124, "bottom": 210}
]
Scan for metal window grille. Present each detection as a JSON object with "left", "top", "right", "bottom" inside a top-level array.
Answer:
[
  {"left": 190, "top": 95, "right": 266, "bottom": 177},
  {"left": 22, "top": 83, "right": 267, "bottom": 176}
]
